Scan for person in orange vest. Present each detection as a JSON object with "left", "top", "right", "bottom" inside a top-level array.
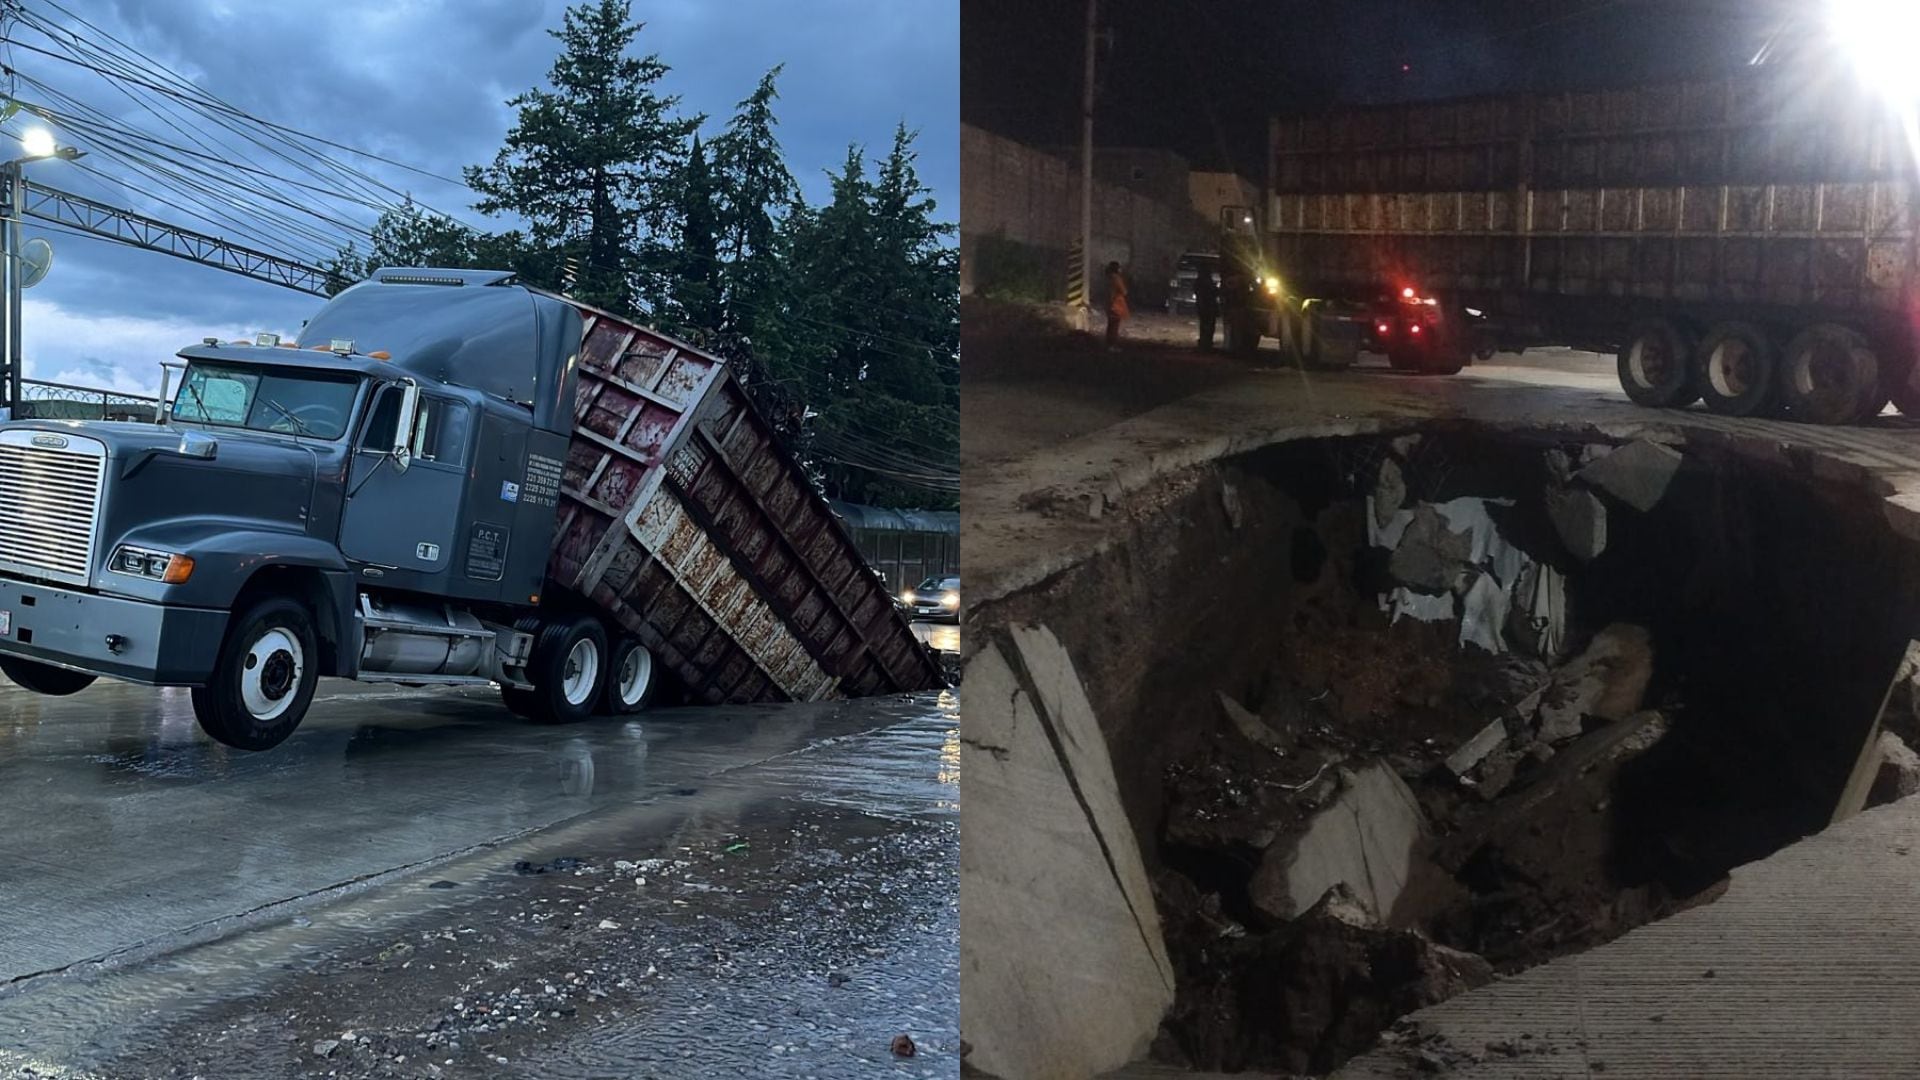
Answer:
[{"left": 1104, "top": 261, "right": 1129, "bottom": 350}]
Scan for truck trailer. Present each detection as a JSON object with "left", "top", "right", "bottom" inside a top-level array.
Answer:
[
  {"left": 0, "top": 268, "right": 944, "bottom": 749},
  {"left": 1264, "top": 59, "right": 1920, "bottom": 424}
]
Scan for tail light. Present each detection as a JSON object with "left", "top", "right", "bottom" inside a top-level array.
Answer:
[
  {"left": 1409, "top": 323, "right": 1423, "bottom": 335},
  {"left": 1375, "top": 322, "right": 1390, "bottom": 334}
]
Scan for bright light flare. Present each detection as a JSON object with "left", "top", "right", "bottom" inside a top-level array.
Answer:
[
  {"left": 19, "top": 128, "right": 54, "bottom": 159},
  {"left": 1829, "top": 0, "right": 1920, "bottom": 102}
]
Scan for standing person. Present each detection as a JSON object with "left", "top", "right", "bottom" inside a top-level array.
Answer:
[
  {"left": 1194, "top": 267, "right": 1219, "bottom": 351},
  {"left": 1104, "top": 261, "right": 1129, "bottom": 350}
]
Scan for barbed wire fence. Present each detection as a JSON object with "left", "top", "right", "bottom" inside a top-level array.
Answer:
[{"left": 11, "top": 377, "right": 159, "bottom": 421}]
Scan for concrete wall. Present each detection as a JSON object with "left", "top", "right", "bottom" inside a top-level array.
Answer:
[{"left": 961, "top": 124, "right": 1207, "bottom": 308}]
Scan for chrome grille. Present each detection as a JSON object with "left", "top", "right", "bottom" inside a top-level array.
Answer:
[{"left": 0, "top": 432, "right": 105, "bottom": 585}]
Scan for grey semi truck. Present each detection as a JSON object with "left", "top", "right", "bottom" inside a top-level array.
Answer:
[{"left": 0, "top": 268, "right": 941, "bottom": 749}]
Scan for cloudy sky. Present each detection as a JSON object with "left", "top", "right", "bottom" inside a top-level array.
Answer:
[{"left": 6, "top": 0, "right": 958, "bottom": 395}]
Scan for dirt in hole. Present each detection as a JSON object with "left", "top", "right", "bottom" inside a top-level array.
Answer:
[{"left": 1145, "top": 432, "right": 1910, "bottom": 1076}]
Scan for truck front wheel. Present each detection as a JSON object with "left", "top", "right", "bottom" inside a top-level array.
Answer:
[
  {"left": 521, "top": 614, "right": 608, "bottom": 724},
  {"left": 0, "top": 656, "right": 96, "bottom": 696},
  {"left": 192, "top": 596, "right": 319, "bottom": 750}
]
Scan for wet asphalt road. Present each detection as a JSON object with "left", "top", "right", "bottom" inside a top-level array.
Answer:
[{"left": 0, "top": 669, "right": 959, "bottom": 1078}]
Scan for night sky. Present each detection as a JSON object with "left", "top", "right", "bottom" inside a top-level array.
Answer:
[
  {"left": 963, "top": 0, "right": 1793, "bottom": 176},
  {"left": 4, "top": 0, "right": 957, "bottom": 396}
]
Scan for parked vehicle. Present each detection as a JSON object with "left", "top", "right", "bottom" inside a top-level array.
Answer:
[
  {"left": 1265, "top": 60, "right": 1920, "bottom": 422},
  {"left": 901, "top": 575, "right": 960, "bottom": 623},
  {"left": 1164, "top": 251, "right": 1221, "bottom": 315},
  {"left": 0, "top": 268, "right": 942, "bottom": 749}
]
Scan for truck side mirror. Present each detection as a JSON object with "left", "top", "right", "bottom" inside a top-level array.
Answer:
[{"left": 391, "top": 379, "right": 419, "bottom": 474}]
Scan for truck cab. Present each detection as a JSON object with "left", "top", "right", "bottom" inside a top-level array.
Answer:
[{"left": 0, "top": 268, "right": 613, "bottom": 750}]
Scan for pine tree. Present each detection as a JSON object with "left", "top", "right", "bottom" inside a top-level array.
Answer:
[
  {"left": 710, "top": 67, "right": 797, "bottom": 344},
  {"left": 782, "top": 131, "right": 959, "bottom": 509},
  {"left": 463, "top": 0, "right": 696, "bottom": 314},
  {"left": 663, "top": 135, "right": 722, "bottom": 337}
]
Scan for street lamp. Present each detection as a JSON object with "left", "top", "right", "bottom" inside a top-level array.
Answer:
[{"left": 0, "top": 128, "right": 83, "bottom": 414}]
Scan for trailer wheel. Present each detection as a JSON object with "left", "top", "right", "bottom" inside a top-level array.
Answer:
[
  {"left": 191, "top": 595, "right": 318, "bottom": 750},
  {"left": 1697, "top": 321, "right": 1777, "bottom": 417},
  {"left": 0, "top": 656, "right": 96, "bottom": 696},
  {"left": 1617, "top": 319, "right": 1697, "bottom": 408},
  {"left": 522, "top": 614, "right": 607, "bottom": 723},
  {"left": 1778, "top": 323, "right": 1881, "bottom": 425},
  {"left": 604, "top": 638, "right": 655, "bottom": 715}
]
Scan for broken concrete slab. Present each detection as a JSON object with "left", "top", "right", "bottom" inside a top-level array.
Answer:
[
  {"left": 1444, "top": 718, "right": 1509, "bottom": 778},
  {"left": 1506, "top": 562, "right": 1567, "bottom": 661},
  {"left": 1249, "top": 763, "right": 1426, "bottom": 923},
  {"left": 961, "top": 627, "right": 1174, "bottom": 1080},
  {"left": 1869, "top": 731, "right": 1920, "bottom": 808},
  {"left": 1388, "top": 505, "right": 1476, "bottom": 592},
  {"left": 1545, "top": 486, "right": 1607, "bottom": 562},
  {"left": 1457, "top": 572, "right": 1508, "bottom": 654},
  {"left": 1373, "top": 458, "right": 1406, "bottom": 529},
  {"left": 1534, "top": 624, "right": 1654, "bottom": 744},
  {"left": 1385, "top": 586, "right": 1455, "bottom": 625},
  {"left": 1578, "top": 439, "right": 1684, "bottom": 512},
  {"left": 1219, "top": 691, "right": 1287, "bottom": 754}
]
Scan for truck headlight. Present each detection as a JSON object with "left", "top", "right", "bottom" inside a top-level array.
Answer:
[
  {"left": 1262, "top": 276, "right": 1281, "bottom": 294},
  {"left": 110, "top": 545, "right": 195, "bottom": 584}
]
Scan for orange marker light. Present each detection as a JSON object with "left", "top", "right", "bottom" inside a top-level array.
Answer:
[
  {"left": 369, "top": 351, "right": 391, "bottom": 360},
  {"left": 161, "top": 555, "right": 195, "bottom": 584}
]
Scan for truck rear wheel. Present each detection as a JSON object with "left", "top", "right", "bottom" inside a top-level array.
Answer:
[
  {"left": 0, "top": 656, "right": 96, "bottom": 696},
  {"left": 521, "top": 614, "right": 607, "bottom": 724},
  {"left": 1779, "top": 323, "right": 1881, "bottom": 425},
  {"left": 1617, "top": 318, "right": 1697, "bottom": 408},
  {"left": 192, "top": 595, "right": 318, "bottom": 751},
  {"left": 604, "top": 638, "right": 656, "bottom": 715},
  {"left": 1697, "top": 321, "right": 1777, "bottom": 417}
]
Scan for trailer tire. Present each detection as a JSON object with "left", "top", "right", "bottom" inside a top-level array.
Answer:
[
  {"left": 1617, "top": 319, "right": 1697, "bottom": 408},
  {"left": 0, "top": 656, "right": 96, "bottom": 696},
  {"left": 1697, "top": 321, "right": 1777, "bottom": 417},
  {"left": 604, "top": 638, "right": 655, "bottom": 715},
  {"left": 191, "top": 595, "right": 318, "bottom": 750},
  {"left": 1780, "top": 323, "right": 1881, "bottom": 425},
  {"left": 522, "top": 614, "right": 607, "bottom": 724}
]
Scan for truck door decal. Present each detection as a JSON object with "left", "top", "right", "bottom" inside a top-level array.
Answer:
[
  {"left": 467, "top": 522, "right": 509, "bottom": 581},
  {"left": 523, "top": 453, "right": 564, "bottom": 509}
]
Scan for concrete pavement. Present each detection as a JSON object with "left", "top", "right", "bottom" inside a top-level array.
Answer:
[
  {"left": 1337, "top": 790, "right": 1920, "bottom": 1078},
  {"left": 0, "top": 672, "right": 940, "bottom": 987}
]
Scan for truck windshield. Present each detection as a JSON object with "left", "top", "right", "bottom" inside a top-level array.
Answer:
[{"left": 172, "top": 362, "right": 360, "bottom": 439}]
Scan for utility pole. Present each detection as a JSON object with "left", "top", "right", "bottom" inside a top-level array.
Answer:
[
  {"left": 1, "top": 159, "right": 18, "bottom": 413},
  {"left": 1077, "top": 0, "right": 1097, "bottom": 332},
  {"left": 0, "top": 131, "right": 81, "bottom": 415}
]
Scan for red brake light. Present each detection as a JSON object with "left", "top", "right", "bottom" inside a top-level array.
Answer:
[
  {"left": 1401, "top": 286, "right": 1416, "bottom": 299},
  {"left": 1410, "top": 323, "right": 1422, "bottom": 334},
  {"left": 1375, "top": 322, "right": 1390, "bottom": 334}
]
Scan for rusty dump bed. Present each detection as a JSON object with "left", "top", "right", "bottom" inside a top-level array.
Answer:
[
  {"left": 1267, "top": 66, "right": 1918, "bottom": 314},
  {"left": 545, "top": 304, "right": 944, "bottom": 704}
]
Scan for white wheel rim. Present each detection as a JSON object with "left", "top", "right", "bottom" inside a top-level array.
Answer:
[
  {"left": 240, "top": 627, "right": 303, "bottom": 721},
  {"left": 616, "top": 644, "right": 653, "bottom": 708},
  {"left": 1627, "top": 337, "right": 1666, "bottom": 389},
  {"left": 1709, "top": 340, "right": 1752, "bottom": 398},
  {"left": 562, "top": 637, "right": 600, "bottom": 707}
]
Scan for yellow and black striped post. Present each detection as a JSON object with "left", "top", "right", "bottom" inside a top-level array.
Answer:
[{"left": 1065, "top": 237, "right": 1086, "bottom": 308}]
